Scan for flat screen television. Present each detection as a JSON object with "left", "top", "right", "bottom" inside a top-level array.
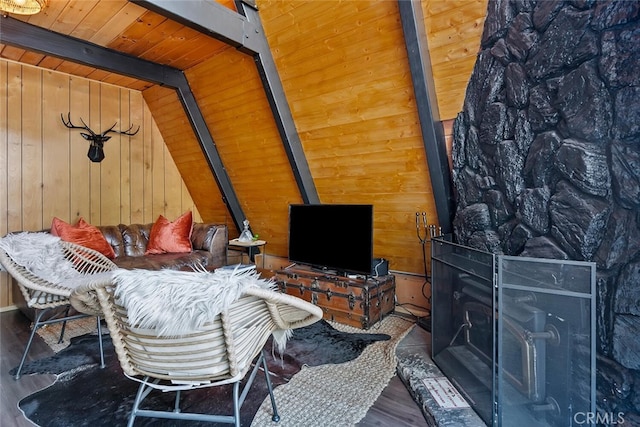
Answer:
[{"left": 288, "top": 204, "right": 373, "bottom": 276}]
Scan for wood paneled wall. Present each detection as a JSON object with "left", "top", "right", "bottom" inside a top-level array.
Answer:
[
  {"left": 253, "top": 1, "right": 437, "bottom": 274},
  {"left": 185, "top": 46, "right": 304, "bottom": 257},
  {"left": 142, "top": 85, "right": 230, "bottom": 226},
  {"left": 140, "top": 0, "right": 486, "bottom": 278},
  {"left": 0, "top": 59, "right": 200, "bottom": 309},
  {"left": 423, "top": 0, "right": 488, "bottom": 120},
  {"left": 156, "top": 0, "right": 485, "bottom": 277}
]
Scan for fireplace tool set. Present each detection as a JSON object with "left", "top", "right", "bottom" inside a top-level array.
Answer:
[
  {"left": 414, "top": 212, "right": 441, "bottom": 331},
  {"left": 415, "top": 211, "right": 441, "bottom": 280}
]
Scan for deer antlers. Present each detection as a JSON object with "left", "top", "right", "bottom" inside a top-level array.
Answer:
[{"left": 61, "top": 113, "right": 139, "bottom": 162}]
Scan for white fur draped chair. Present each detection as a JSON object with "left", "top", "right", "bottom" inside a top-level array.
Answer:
[
  {"left": 0, "top": 232, "right": 117, "bottom": 379},
  {"left": 69, "top": 267, "right": 323, "bottom": 427}
]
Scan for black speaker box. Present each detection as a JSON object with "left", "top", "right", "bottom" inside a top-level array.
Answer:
[{"left": 371, "top": 258, "right": 389, "bottom": 276}]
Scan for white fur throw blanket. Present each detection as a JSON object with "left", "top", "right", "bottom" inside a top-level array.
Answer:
[
  {"left": 112, "top": 267, "right": 276, "bottom": 338},
  {"left": 0, "top": 232, "right": 82, "bottom": 284}
]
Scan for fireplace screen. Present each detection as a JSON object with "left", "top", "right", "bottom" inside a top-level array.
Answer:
[{"left": 431, "top": 236, "right": 596, "bottom": 426}]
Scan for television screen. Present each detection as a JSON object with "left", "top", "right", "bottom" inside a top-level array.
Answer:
[{"left": 288, "top": 204, "right": 373, "bottom": 275}]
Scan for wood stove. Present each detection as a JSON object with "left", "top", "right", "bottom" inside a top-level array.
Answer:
[{"left": 431, "top": 236, "right": 596, "bottom": 426}]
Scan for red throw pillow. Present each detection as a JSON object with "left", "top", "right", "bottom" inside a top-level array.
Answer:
[
  {"left": 50, "top": 217, "right": 116, "bottom": 259},
  {"left": 145, "top": 211, "right": 193, "bottom": 255}
]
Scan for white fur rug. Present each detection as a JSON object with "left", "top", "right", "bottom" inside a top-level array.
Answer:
[
  {"left": 112, "top": 267, "right": 276, "bottom": 337},
  {"left": 0, "top": 232, "right": 81, "bottom": 284}
]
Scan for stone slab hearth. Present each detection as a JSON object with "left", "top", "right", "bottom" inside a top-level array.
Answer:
[{"left": 396, "top": 325, "right": 486, "bottom": 427}]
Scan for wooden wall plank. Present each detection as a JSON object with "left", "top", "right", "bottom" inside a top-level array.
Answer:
[
  {"left": 181, "top": 180, "right": 201, "bottom": 223},
  {"left": 69, "top": 76, "right": 91, "bottom": 222},
  {"left": 119, "top": 89, "right": 132, "bottom": 225},
  {"left": 163, "top": 138, "right": 183, "bottom": 221},
  {"left": 0, "top": 61, "right": 8, "bottom": 307},
  {"left": 129, "top": 92, "right": 145, "bottom": 224},
  {"left": 99, "top": 84, "right": 121, "bottom": 225},
  {"left": 141, "top": 102, "right": 154, "bottom": 223},
  {"left": 89, "top": 80, "right": 101, "bottom": 224},
  {"left": 42, "top": 70, "right": 70, "bottom": 224},
  {"left": 0, "top": 59, "right": 202, "bottom": 308},
  {"left": 150, "top": 118, "right": 165, "bottom": 221},
  {"left": 20, "top": 66, "right": 43, "bottom": 231},
  {"left": 6, "top": 63, "right": 22, "bottom": 232}
]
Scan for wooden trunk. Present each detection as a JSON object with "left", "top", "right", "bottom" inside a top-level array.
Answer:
[{"left": 274, "top": 267, "right": 396, "bottom": 329}]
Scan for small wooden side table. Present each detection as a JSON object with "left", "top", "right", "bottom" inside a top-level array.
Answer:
[{"left": 228, "top": 239, "right": 267, "bottom": 268}]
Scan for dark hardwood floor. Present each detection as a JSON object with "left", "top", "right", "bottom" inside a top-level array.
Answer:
[
  {"left": 0, "top": 309, "right": 428, "bottom": 426},
  {"left": 1, "top": 310, "right": 57, "bottom": 427}
]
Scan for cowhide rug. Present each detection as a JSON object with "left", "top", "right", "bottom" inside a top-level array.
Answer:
[{"left": 16, "top": 320, "right": 389, "bottom": 427}]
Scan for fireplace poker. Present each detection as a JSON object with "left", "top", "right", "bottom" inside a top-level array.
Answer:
[{"left": 416, "top": 212, "right": 429, "bottom": 245}]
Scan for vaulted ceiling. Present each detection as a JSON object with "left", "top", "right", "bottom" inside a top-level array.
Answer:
[{"left": 0, "top": 0, "right": 487, "bottom": 274}]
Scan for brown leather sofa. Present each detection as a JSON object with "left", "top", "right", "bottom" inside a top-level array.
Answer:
[
  {"left": 97, "top": 223, "right": 228, "bottom": 271},
  {"left": 11, "top": 222, "right": 228, "bottom": 321}
]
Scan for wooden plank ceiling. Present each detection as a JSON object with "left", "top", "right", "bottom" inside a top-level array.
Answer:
[{"left": 0, "top": 0, "right": 236, "bottom": 89}]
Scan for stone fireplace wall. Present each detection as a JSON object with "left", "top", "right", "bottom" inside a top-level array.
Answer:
[{"left": 451, "top": 0, "right": 639, "bottom": 421}]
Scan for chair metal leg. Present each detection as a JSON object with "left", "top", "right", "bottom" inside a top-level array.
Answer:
[
  {"left": 233, "top": 381, "right": 241, "bottom": 427},
  {"left": 96, "top": 316, "right": 105, "bottom": 368},
  {"left": 128, "top": 380, "right": 147, "bottom": 427},
  {"left": 14, "top": 308, "right": 51, "bottom": 380},
  {"left": 126, "top": 365, "right": 273, "bottom": 426},
  {"left": 16, "top": 308, "right": 105, "bottom": 379},
  {"left": 261, "top": 350, "right": 281, "bottom": 422},
  {"left": 173, "top": 390, "right": 181, "bottom": 413},
  {"left": 57, "top": 306, "right": 71, "bottom": 344}
]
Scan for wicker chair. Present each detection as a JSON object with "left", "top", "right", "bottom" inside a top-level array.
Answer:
[
  {"left": 0, "top": 237, "right": 117, "bottom": 379},
  {"left": 71, "top": 277, "right": 323, "bottom": 427}
]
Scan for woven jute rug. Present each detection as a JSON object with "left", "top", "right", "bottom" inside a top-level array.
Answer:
[
  {"left": 18, "top": 318, "right": 396, "bottom": 426},
  {"left": 251, "top": 315, "right": 415, "bottom": 427},
  {"left": 35, "top": 316, "right": 99, "bottom": 353}
]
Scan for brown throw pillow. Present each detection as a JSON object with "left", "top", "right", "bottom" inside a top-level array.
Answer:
[
  {"left": 50, "top": 217, "right": 116, "bottom": 259},
  {"left": 145, "top": 211, "right": 193, "bottom": 254}
]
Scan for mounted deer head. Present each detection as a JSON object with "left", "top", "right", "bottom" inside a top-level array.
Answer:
[{"left": 61, "top": 113, "right": 140, "bottom": 162}]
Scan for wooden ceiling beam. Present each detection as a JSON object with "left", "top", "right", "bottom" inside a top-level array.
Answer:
[
  {"left": 399, "top": 0, "right": 454, "bottom": 233},
  {"left": 132, "top": 0, "right": 262, "bottom": 55},
  {"left": 0, "top": 15, "right": 183, "bottom": 87}
]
